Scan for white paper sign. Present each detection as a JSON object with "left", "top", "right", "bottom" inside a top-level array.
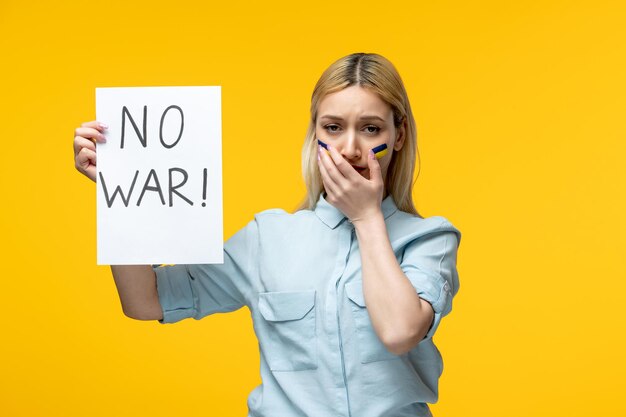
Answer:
[{"left": 95, "top": 86, "right": 223, "bottom": 265}]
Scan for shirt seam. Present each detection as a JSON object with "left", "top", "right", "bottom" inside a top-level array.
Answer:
[
  {"left": 182, "top": 264, "right": 199, "bottom": 317},
  {"left": 244, "top": 218, "right": 260, "bottom": 305},
  {"left": 438, "top": 231, "right": 448, "bottom": 279}
]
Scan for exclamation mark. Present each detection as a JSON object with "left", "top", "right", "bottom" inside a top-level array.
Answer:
[{"left": 201, "top": 168, "right": 207, "bottom": 207}]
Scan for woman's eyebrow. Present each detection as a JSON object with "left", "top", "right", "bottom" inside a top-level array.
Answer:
[{"left": 319, "top": 114, "right": 386, "bottom": 122}]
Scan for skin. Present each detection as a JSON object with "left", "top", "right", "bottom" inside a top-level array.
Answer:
[
  {"left": 317, "top": 85, "right": 434, "bottom": 354},
  {"left": 73, "top": 120, "right": 107, "bottom": 182},
  {"left": 315, "top": 84, "right": 402, "bottom": 218},
  {"left": 72, "top": 88, "right": 436, "bottom": 341},
  {"left": 74, "top": 121, "right": 163, "bottom": 321}
]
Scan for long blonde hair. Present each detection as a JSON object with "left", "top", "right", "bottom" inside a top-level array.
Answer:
[{"left": 293, "top": 52, "right": 422, "bottom": 217}]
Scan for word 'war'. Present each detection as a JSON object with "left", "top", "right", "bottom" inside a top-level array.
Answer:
[{"left": 99, "top": 168, "right": 209, "bottom": 208}]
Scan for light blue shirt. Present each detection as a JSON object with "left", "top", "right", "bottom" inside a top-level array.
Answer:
[{"left": 154, "top": 193, "right": 461, "bottom": 417}]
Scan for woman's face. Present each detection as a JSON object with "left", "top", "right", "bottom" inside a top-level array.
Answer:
[{"left": 315, "top": 85, "right": 405, "bottom": 184}]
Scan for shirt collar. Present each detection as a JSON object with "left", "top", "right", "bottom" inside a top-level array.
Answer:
[{"left": 314, "top": 192, "right": 398, "bottom": 229}]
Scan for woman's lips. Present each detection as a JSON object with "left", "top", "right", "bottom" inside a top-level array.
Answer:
[{"left": 351, "top": 165, "right": 366, "bottom": 171}]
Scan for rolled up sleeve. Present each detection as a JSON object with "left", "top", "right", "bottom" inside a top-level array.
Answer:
[
  {"left": 400, "top": 220, "right": 461, "bottom": 341},
  {"left": 154, "top": 218, "right": 259, "bottom": 324}
]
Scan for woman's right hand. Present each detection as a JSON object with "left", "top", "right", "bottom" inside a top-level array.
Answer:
[{"left": 73, "top": 120, "right": 108, "bottom": 183}]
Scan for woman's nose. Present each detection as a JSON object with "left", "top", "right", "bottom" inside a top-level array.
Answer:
[{"left": 340, "top": 131, "right": 361, "bottom": 160}]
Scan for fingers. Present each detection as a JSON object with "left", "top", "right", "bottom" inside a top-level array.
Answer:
[
  {"left": 75, "top": 126, "right": 107, "bottom": 144},
  {"left": 75, "top": 147, "right": 97, "bottom": 182},
  {"left": 318, "top": 146, "right": 339, "bottom": 195},
  {"left": 366, "top": 149, "right": 383, "bottom": 186},
  {"left": 73, "top": 120, "right": 106, "bottom": 183},
  {"left": 73, "top": 136, "right": 96, "bottom": 155},
  {"left": 325, "top": 144, "right": 359, "bottom": 181},
  {"left": 318, "top": 144, "right": 352, "bottom": 189},
  {"left": 76, "top": 147, "right": 97, "bottom": 169},
  {"left": 81, "top": 120, "right": 108, "bottom": 131}
]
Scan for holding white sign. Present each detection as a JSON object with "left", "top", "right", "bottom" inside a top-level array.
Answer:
[{"left": 95, "top": 86, "right": 223, "bottom": 265}]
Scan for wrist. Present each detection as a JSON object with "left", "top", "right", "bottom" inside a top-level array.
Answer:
[{"left": 351, "top": 208, "right": 384, "bottom": 229}]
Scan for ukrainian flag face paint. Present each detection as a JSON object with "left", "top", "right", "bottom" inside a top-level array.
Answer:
[
  {"left": 371, "top": 143, "right": 388, "bottom": 159},
  {"left": 317, "top": 139, "right": 387, "bottom": 160}
]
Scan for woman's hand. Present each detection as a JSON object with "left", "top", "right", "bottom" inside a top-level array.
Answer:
[
  {"left": 317, "top": 144, "right": 384, "bottom": 224},
  {"left": 73, "top": 120, "right": 108, "bottom": 183}
]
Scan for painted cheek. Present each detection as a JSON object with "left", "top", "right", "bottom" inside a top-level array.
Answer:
[{"left": 371, "top": 142, "right": 388, "bottom": 159}]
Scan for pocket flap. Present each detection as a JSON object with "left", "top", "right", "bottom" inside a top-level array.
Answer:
[
  {"left": 345, "top": 281, "right": 366, "bottom": 307},
  {"left": 258, "top": 290, "right": 316, "bottom": 321}
]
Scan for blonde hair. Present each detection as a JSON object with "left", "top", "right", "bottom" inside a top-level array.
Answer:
[{"left": 293, "top": 52, "right": 422, "bottom": 217}]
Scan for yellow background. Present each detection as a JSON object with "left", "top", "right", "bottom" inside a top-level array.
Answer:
[{"left": 1, "top": 0, "right": 624, "bottom": 415}]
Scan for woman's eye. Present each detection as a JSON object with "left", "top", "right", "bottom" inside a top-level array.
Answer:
[{"left": 323, "top": 124, "right": 379, "bottom": 134}]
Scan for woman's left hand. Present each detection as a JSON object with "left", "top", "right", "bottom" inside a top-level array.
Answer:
[{"left": 318, "top": 144, "right": 384, "bottom": 224}]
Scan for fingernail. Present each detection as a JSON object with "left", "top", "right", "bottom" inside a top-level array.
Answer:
[{"left": 99, "top": 122, "right": 108, "bottom": 129}]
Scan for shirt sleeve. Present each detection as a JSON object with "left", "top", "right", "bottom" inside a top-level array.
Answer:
[
  {"left": 400, "top": 220, "right": 461, "bottom": 341},
  {"left": 153, "top": 218, "right": 259, "bottom": 324}
]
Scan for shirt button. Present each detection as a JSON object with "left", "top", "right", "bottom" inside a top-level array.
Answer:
[{"left": 443, "top": 282, "right": 450, "bottom": 291}]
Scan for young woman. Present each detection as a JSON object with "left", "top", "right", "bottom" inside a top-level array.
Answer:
[{"left": 73, "top": 52, "right": 461, "bottom": 417}]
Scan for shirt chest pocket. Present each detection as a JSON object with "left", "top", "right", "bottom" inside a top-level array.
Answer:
[
  {"left": 345, "top": 281, "right": 402, "bottom": 364},
  {"left": 257, "top": 290, "right": 318, "bottom": 372}
]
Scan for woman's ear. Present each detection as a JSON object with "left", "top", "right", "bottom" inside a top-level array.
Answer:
[{"left": 394, "top": 119, "right": 406, "bottom": 151}]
